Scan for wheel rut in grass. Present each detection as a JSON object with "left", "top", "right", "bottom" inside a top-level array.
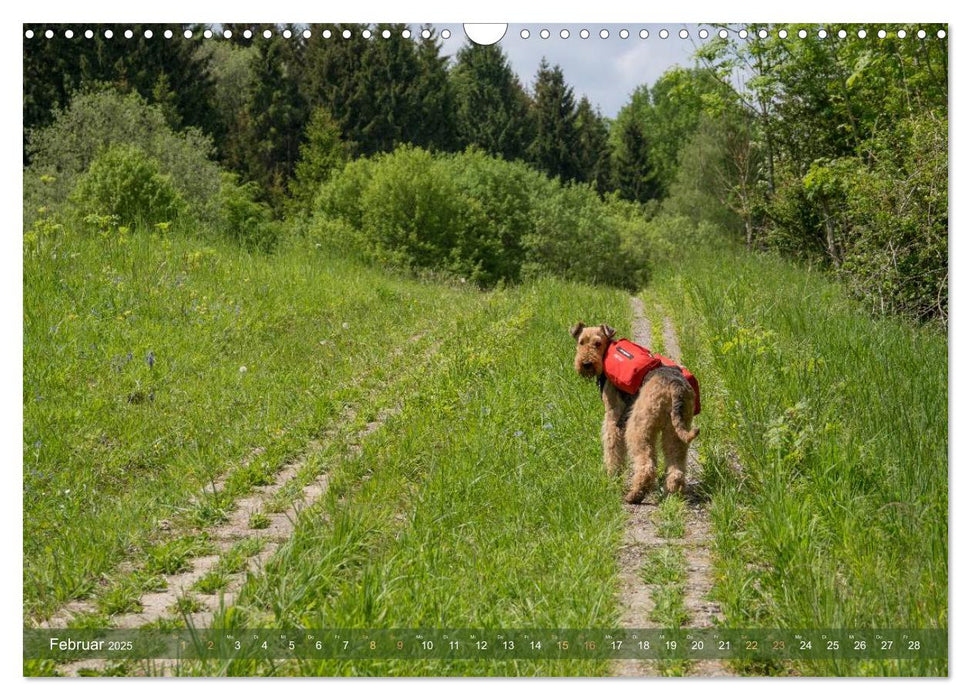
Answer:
[
  {"left": 46, "top": 333, "right": 438, "bottom": 676},
  {"left": 611, "top": 299, "right": 729, "bottom": 677},
  {"left": 612, "top": 297, "right": 660, "bottom": 677},
  {"left": 661, "top": 314, "right": 731, "bottom": 677}
]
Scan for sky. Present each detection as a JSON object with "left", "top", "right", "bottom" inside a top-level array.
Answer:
[{"left": 428, "top": 23, "right": 709, "bottom": 118}]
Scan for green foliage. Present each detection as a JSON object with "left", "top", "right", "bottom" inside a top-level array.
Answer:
[
  {"left": 613, "top": 117, "right": 660, "bottom": 203},
  {"left": 359, "top": 147, "right": 495, "bottom": 283},
  {"left": 201, "top": 41, "right": 258, "bottom": 172},
  {"left": 693, "top": 23, "right": 948, "bottom": 324},
  {"left": 629, "top": 213, "right": 728, "bottom": 265},
  {"left": 528, "top": 60, "right": 581, "bottom": 182},
  {"left": 25, "top": 90, "right": 222, "bottom": 223},
  {"left": 217, "top": 173, "right": 277, "bottom": 251},
  {"left": 311, "top": 156, "right": 375, "bottom": 231},
  {"left": 23, "top": 23, "right": 218, "bottom": 156},
  {"left": 312, "top": 146, "right": 649, "bottom": 289},
  {"left": 662, "top": 114, "right": 754, "bottom": 239},
  {"left": 412, "top": 26, "right": 459, "bottom": 152},
  {"left": 289, "top": 108, "right": 349, "bottom": 212},
  {"left": 523, "top": 179, "right": 644, "bottom": 288},
  {"left": 25, "top": 88, "right": 278, "bottom": 250},
  {"left": 610, "top": 68, "right": 729, "bottom": 198},
  {"left": 575, "top": 97, "right": 613, "bottom": 194},
  {"left": 244, "top": 36, "right": 308, "bottom": 209},
  {"left": 300, "top": 24, "right": 455, "bottom": 158},
  {"left": 450, "top": 43, "right": 533, "bottom": 161},
  {"left": 822, "top": 114, "right": 947, "bottom": 322},
  {"left": 71, "top": 145, "right": 185, "bottom": 227}
]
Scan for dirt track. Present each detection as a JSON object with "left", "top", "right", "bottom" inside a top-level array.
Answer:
[{"left": 611, "top": 297, "right": 730, "bottom": 677}]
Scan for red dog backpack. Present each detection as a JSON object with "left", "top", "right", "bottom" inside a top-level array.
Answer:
[{"left": 603, "top": 339, "right": 701, "bottom": 415}]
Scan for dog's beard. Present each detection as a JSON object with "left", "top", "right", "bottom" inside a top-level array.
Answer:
[{"left": 575, "top": 360, "right": 602, "bottom": 378}]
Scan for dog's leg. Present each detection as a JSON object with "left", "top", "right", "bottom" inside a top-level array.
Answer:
[
  {"left": 602, "top": 415, "right": 626, "bottom": 476},
  {"left": 624, "top": 428, "right": 658, "bottom": 504},
  {"left": 661, "top": 425, "right": 688, "bottom": 495}
]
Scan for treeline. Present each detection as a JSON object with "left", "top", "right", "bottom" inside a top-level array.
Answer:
[
  {"left": 24, "top": 23, "right": 639, "bottom": 209},
  {"left": 23, "top": 23, "right": 949, "bottom": 324}
]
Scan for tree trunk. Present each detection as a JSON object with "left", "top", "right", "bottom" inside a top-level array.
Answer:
[{"left": 820, "top": 199, "right": 840, "bottom": 268}]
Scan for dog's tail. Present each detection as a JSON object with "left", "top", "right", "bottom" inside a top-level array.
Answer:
[{"left": 672, "top": 391, "right": 700, "bottom": 443}]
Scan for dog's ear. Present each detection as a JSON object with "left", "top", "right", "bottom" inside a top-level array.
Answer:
[
  {"left": 570, "top": 322, "right": 585, "bottom": 339},
  {"left": 601, "top": 324, "right": 616, "bottom": 340}
]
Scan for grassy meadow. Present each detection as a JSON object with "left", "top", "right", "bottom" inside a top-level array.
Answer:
[
  {"left": 24, "top": 212, "right": 947, "bottom": 677},
  {"left": 24, "top": 214, "right": 635, "bottom": 676},
  {"left": 24, "top": 215, "right": 493, "bottom": 621}
]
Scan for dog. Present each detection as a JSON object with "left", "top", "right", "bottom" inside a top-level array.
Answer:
[{"left": 571, "top": 322, "right": 699, "bottom": 503}]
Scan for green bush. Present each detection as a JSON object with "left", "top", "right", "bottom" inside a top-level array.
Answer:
[
  {"left": 835, "top": 114, "right": 948, "bottom": 324},
  {"left": 312, "top": 146, "right": 651, "bottom": 289},
  {"left": 217, "top": 173, "right": 276, "bottom": 251},
  {"left": 25, "top": 88, "right": 283, "bottom": 253},
  {"left": 70, "top": 145, "right": 185, "bottom": 226},
  {"left": 762, "top": 112, "right": 947, "bottom": 324},
  {"left": 313, "top": 156, "right": 376, "bottom": 231},
  {"left": 524, "top": 181, "right": 642, "bottom": 288},
  {"left": 25, "top": 89, "right": 222, "bottom": 223},
  {"left": 360, "top": 148, "right": 479, "bottom": 275},
  {"left": 445, "top": 150, "right": 540, "bottom": 282}
]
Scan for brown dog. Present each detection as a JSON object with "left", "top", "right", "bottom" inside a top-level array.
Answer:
[{"left": 571, "top": 322, "right": 699, "bottom": 503}]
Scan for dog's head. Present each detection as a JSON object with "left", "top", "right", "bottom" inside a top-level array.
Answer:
[{"left": 570, "top": 322, "right": 616, "bottom": 378}]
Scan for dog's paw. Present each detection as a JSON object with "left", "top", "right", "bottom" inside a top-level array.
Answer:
[
  {"left": 664, "top": 473, "right": 685, "bottom": 495},
  {"left": 624, "top": 490, "right": 646, "bottom": 505}
]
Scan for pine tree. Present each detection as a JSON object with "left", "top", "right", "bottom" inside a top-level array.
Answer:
[
  {"left": 357, "top": 23, "right": 422, "bottom": 154},
  {"left": 302, "top": 24, "right": 370, "bottom": 156},
  {"left": 290, "top": 107, "right": 348, "bottom": 211},
  {"left": 528, "top": 59, "right": 581, "bottom": 182},
  {"left": 151, "top": 72, "right": 181, "bottom": 130},
  {"left": 614, "top": 118, "right": 660, "bottom": 203},
  {"left": 245, "top": 35, "right": 308, "bottom": 207},
  {"left": 411, "top": 25, "right": 458, "bottom": 151},
  {"left": 575, "top": 97, "right": 613, "bottom": 194},
  {"left": 450, "top": 43, "right": 532, "bottom": 161}
]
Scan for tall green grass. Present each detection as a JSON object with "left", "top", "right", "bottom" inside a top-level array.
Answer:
[
  {"left": 171, "top": 278, "right": 632, "bottom": 676},
  {"left": 23, "top": 215, "right": 487, "bottom": 621},
  {"left": 652, "top": 245, "right": 947, "bottom": 676}
]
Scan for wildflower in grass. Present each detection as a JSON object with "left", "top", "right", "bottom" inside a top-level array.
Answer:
[
  {"left": 239, "top": 366, "right": 247, "bottom": 373},
  {"left": 147, "top": 351, "right": 155, "bottom": 369}
]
